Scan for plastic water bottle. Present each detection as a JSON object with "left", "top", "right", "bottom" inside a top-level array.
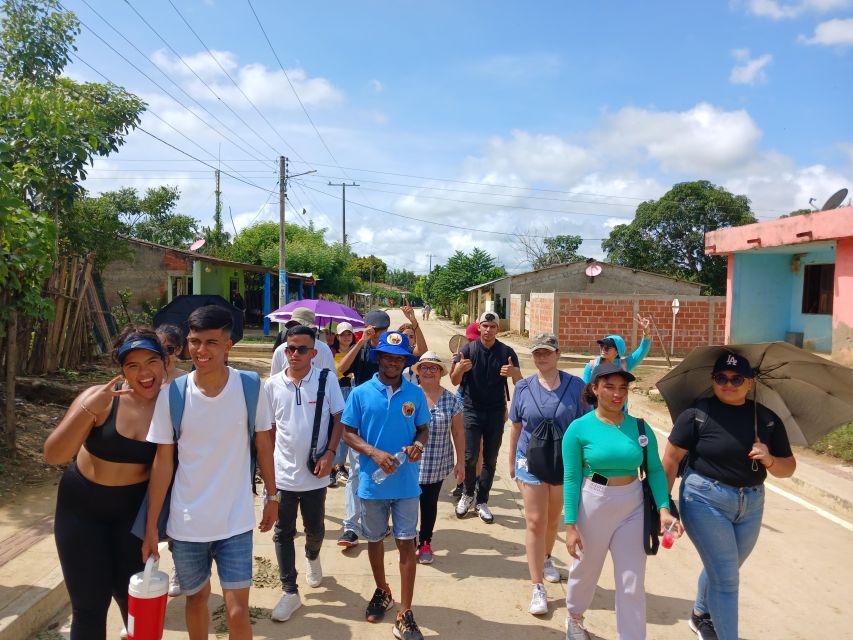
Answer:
[
  {"left": 372, "top": 451, "right": 407, "bottom": 484},
  {"left": 661, "top": 521, "right": 677, "bottom": 549}
]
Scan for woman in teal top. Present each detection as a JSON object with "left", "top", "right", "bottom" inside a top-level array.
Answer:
[{"left": 562, "top": 362, "right": 681, "bottom": 640}]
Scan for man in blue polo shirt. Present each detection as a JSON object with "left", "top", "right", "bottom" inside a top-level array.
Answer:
[{"left": 342, "top": 331, "right": 430, "bottom": 640}]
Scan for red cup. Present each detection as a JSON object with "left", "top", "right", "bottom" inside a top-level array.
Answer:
[
  {"left": 127, "top": 557, "right": 169, "bottom": 640},
  {"left": 661, "top": 531, "right": 675, "bottom": 549}
]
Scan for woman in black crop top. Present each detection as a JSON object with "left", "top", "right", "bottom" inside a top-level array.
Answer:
[
  {"left": 661, "top": 351, "right": 796, "bottom": 640},
  {"left": 45, "top": 327, "right": 166, "bottom": 640}
]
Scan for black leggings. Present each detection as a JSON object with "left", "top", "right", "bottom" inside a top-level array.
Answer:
[
  {"left": 418, "top": 480, "right": 444, "bottom": 545},
  {"left": 54, "top": 462, "right": 148, "bottom": 640}
]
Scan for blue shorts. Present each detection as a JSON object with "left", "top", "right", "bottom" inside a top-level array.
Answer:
[
  {"left": 514, "top": 449, "right": 542, "bottom": 486},
  {"left": 171, "top": 530, "right": 253, "bottom": 595},
  {"left": 360, "top": 497, "right": 419, "bottom": 542}
]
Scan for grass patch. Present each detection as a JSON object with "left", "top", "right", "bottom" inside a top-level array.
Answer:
[{"left": 810, "top": 422, "right": 853, "bottom": 463}]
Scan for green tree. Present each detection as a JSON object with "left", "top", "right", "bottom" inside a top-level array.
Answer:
[
  {"left": 387, "top": 268, "right": 417, "bottom": 290},
  {"left": 350, "top": 255, "right": 388, "bottom": 283},
  {"left": 1, "top": 0, "right": 144, "bottom": 450},
  {"left": 425, "top": 248, "right": 507, "bottom": 312},
  {"left": 225, "top": 221, "right": 359, "bottom": 297},
  {"left": 602, "top": 180, "right": 756, "bottom": 295}
]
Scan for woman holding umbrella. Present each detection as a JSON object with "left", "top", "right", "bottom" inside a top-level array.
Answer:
[{"left": 661, "top": 351, "right": 796, "bottom": 640}]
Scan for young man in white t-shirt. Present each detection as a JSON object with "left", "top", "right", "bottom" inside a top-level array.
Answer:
[
  {"left": 265, "top": 325, "right": 345, "bottom": 622},
  {"left": 270, "top": 307, "right": 336, "bottom": 376},
  {"left": 142, "top": 305, "right": 277, "bottom": 640}
]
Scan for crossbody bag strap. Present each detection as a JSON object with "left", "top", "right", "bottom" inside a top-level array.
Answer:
[
  {"left": 637, "top": 418, "right": 649, "bottom": 479},
  {"left": 310, "top": 369, "right": 329, "bottom": 457}
]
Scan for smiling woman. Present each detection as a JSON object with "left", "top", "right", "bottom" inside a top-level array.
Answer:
[{"left": 43, "top": 327, "right": 166, "bottom": 640}]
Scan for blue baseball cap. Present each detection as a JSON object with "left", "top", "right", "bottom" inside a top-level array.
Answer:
[{"left": 369, "top": 331, "right": 419, "bottom": 366}]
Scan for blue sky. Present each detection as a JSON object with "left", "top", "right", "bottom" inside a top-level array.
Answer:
[{"left": 61, "top": 0, "right": 853, "bottom": 274}]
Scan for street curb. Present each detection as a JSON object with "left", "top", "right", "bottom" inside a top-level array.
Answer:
[{"left": 0, "top": 564, "right": 68, "bottom": 640}]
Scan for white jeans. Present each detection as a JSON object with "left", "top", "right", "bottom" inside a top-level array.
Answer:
[{"left": 566, "top": 478, "right": 646, "bottom": 640}]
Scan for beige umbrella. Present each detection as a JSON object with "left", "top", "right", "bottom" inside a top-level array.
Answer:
[{"left": 656, "top": 342, "right": 853, "bottom": 447}]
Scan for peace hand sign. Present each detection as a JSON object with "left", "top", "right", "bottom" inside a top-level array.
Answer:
[{"left": 83, "top": 373, "right": 134, "bottom": 416}]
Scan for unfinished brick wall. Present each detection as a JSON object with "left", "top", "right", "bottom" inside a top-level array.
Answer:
[
  {"left": 551, "top": 293, "right": 726, "bottom": 356},
  {"left": 510, "top": 294, "right": 522, "bottom": 332},
  {"left": 527, "top": 292, "right": 556, "bottom": 337}
]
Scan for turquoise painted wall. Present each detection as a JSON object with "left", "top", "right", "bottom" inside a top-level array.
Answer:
[
  {"left": 730, "top": 253, "right": 792, "bottom": 343},
  {"left": 787, "top": 247, "right": 835, "bottom": 352}
]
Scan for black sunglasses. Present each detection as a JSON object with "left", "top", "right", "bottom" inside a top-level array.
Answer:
[
  {"left": 285, "top": 345, "right": 313, "bottom": 355},
  {"left": 712, "top": 373, "right": 746, "bottom": 387}
]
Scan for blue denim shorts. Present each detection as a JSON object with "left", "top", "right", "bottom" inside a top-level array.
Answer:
[
  {"left": 360, "top": 497, "right": 419, "bottom": 542},
  {"left": 171, "top": 530, "right": 253, "bottom": 595},
  {"left": 514, "top": 449, "right": 542, "bottom": 486}
]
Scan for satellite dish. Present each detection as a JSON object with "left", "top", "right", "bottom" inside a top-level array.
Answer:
[
  {"left": 189, "top": 239, "right": 206, "bottom": 251},
  {"left": 821, "top": 188, "right": 848, "bottom": 211},
  {"left": 584, "top": 263, "right": 603, "bottom": 278}
]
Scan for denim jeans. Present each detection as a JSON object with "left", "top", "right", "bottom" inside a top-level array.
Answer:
[
  {"left": 343, "top": 446, "right": 361, "bottom": 535},
  {"left": 680, "top": 470, "right": 765, "bottom": 640},
  {"left": 333, "top": 386, "right": 352, "bottom": 467}
]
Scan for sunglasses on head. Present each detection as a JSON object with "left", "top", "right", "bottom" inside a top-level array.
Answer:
[
  {"left": 285, "top": 345, "right": 313, "bottom": 355},
  {"left": 712, "top": 373, "right": 746, "bottom": 387}
]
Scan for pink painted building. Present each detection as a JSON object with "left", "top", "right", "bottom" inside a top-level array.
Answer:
[{"left": 705, "top": 206, "right": 853, "bottom": 366}]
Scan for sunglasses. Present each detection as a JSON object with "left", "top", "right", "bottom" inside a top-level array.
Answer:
[
  {"left": 164, "top": 345, "right": 178, "bottom": 355},
  {"left": 418, "top": 365, "right": 441, "bottom": 373},
  {"left": 712, "top": 373, "right": 747, "bottom": 387},
  {"left": 285, "top": 345, "right": 313, "bottom": 355}
]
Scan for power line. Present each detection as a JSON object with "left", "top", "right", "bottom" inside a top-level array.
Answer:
[
  {"left": 299, "top": 183, "right": 607, "bottom": 240},
  {"left": 246, "top": 0, "right": 339, "bottom": 174},
  {"left": 122, "top": 0, "right": 282, "bottom": 158},
  {"left": 74, "top": 0, "right": 269, "bottom": 164},
  {"left": 166, "top": 0, "right": 308, "bottom": 165}
]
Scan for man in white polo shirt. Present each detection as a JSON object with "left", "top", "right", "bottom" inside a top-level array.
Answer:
[
  {"left": 265, "top": 325, "right": 345, "bottom": 623},
  {"left": 270, "top": 307, "right": 336, "bottom": 376}
]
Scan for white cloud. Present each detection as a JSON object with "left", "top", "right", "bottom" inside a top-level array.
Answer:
[
  {"left": 595, "top": 103, "right": 762, "bottom": 175},
  {"left": 370, "top": 79, "right": 384, "bottom": 93},
  {"left": 468, "top": 52, "right": 562, "bottom": 82},
  {"left": 149, "top": 49, "right": 344, "bottom": 109},
  {"left": 730, "top": 49, "right": 773, "bottom": 84},
  {"left": 743, "top": 0, "right": 851, "bottom": 19},
  {"left": 798, "top": 18, "right": 853, "bottom": 46}
]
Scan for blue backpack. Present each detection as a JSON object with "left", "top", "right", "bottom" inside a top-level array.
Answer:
[{"left": 131, "top": 370, "right": 262, "bottom": 541}]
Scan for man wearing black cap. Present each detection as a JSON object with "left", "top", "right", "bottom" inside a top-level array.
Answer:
[{"left": 335, "top": 309, "right": 391, "bottom": 548}]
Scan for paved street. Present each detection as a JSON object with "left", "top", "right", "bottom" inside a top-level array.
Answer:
[{"left": 39, "top": 310, "right": 853, "bottom": 639}]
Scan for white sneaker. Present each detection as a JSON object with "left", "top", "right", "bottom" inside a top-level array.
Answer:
[
  {"left": 271, "top": 592, "right": 302, "bottom": 622},
  {"left": 168, "top": 570, "right": 182, "bottom": 597},
  {"left": 566, "top": 615, "right": 591, "bottom": 640},
  {"left": 528, "top": 583, "right": 548, "bottom": 615},
  {"left": 476, "top": 502, "right": 494, "bottom": 524},
  {"left": 543, "top": 555, "right": 561, "bottom": 583},
  {"left": 455, "top": 494, "right": 475, "bottom": 518},
  {"left": 305, "top": 556, "right": 323, "bottom": 587}
]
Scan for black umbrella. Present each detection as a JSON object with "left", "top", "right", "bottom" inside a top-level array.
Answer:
[{"left": 153, "top": 295, "right": 244, "bottom": 343}]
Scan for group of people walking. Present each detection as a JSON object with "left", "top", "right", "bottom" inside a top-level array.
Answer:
[{"left": 45, "top": 303, "right": 797, "bottom": 640}]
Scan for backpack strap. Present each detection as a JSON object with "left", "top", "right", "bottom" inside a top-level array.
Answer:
[
  {"left": 237, "top": 370, "right": 262, "bottom": 483},
  {"left": 169, "top": 375, "right": 190, "bottom": 441}
]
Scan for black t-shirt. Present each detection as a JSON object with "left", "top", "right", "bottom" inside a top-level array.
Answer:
[
  {"left": 460, "top": 339, "right": 519, "bottom": 411},
  {"left": 343, "top": 343, "right": 379, "bottom": 386},
  {"left": 669, "top": 397, "right": 793, "bottom": 487}
]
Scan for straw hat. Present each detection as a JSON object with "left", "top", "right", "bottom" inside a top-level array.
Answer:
[{"left": 411, "top": 351, "right": 448, "bottom": 376}]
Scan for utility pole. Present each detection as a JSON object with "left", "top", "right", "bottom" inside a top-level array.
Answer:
[
  {"left": 212, "top": 169, "right": 224, "bottom": 251},
  {"left": 427, "top": 253, "right": 435, "bottom": 273},
  {"left": 278, "top": 157, "right": 316, "bottom": 317},
  {"left": 328, "top": 181, "right": 359, "bottom": 247}
]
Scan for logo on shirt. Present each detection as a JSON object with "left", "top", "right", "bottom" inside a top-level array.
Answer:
[
  {"left": 402, "top": 401, "right": 415, "bottom": 417},
  {"left": 387, "top": 332, "right": 403, "bottom": 346},
  {"left": 637, "top": 434, "right": 649, "bottom": 447}
]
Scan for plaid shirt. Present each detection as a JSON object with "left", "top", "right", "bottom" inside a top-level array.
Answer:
[{"left": 418, "top": 389, "right": 462, "bottom": 484}]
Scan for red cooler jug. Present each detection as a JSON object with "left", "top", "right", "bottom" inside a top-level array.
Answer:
[{"left": 127, "top": 557, "right": 169, "bottom": 640}]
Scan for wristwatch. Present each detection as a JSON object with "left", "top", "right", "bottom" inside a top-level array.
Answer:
[
  {"left": 412, "top": 440, "right": 425, "bottom": 453},
  {"left": 262, "top": 489, "right": 281, "bottom": 505}
]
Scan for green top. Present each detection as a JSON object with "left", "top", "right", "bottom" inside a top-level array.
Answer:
[{"left": 562, "top": 411, "right": 670, "bottom": 523}]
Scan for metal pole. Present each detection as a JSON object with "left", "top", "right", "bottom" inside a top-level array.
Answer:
[
  {"left": 670, "top": 312, "right": 676, "bottom": 357},
  {"left": 328, "top": 181, "right": 358, "bottom": 247},
  {"left": 279, "top": 156, "right": 287, "bottom": 329}
]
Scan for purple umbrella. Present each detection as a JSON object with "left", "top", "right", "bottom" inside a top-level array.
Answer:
[{"left": 267, "top": 299, "right": 365, "bottom": 329}]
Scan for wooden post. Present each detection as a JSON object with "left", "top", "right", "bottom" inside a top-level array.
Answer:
[{"left": 4, "top": 308, "right": 17, "bottom": 455}]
